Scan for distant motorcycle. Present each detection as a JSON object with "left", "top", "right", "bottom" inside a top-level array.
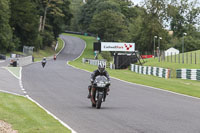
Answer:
[
  {"left": 41, "top": 59, "right": 46, "bottom": 68},
  {"left": 54, "top": 54, "right": 56, "bottom": 60},
  {"left": 90, "top": 75, "right": 110, "bottom": 109}
]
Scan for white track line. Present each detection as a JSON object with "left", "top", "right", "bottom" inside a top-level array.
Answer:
[
  {"left": 26, "top": 95, "right": 77, "bottom": 133},
  {"left": 33, "top": 36, "right": 66, "bottom": 64},
  {"left": 72, "top": 40, "right": 86, "bottom": 61},
  {"left": 56, "top": 37, "right": 66, "bottom": 56},
  {"left": 1, "top": 36, "right": 77, "bottom": 132},
  {"left": 3, "top": 67, "right": 20, "bottom": 80},
  {"left": 67, "top": 62, "right": 200, "bottom": 101},
  {"left": 0, "top": 89, "right": 24, "bottom": 97},
  {"left": 18, "top": 39, "right": 77, "bottom": 133}
]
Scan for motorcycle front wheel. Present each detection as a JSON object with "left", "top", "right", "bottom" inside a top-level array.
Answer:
[{"left": 96, "top": 94, "right": 103, "bottom": 109}]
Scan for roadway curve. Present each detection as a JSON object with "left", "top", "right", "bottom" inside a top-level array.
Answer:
[{"left": 22, "top": 35, "right": 200, "bottom": 133}]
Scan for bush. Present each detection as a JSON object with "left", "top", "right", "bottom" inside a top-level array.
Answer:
[
  {"left": 100, "top": 51, "right": 112, "bottom": 62},
  {"left": 40, "top": 31, "right": 54, "bottom": 49}
]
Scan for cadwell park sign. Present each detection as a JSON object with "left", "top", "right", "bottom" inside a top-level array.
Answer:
[{"left": 101, "top": 42, "right": 135, "bottom": 52}]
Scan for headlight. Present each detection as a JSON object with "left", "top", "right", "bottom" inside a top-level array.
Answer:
[{"left": 97, "top": 83, "right": 106, "bottom": 87}]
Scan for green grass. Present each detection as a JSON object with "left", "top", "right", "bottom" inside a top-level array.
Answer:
[
  {"left": 66, "top": 33, "right": 200, "bottom": 98},
  {"left": 0, "top": 38, "right": 68, "bottom": 132},
  {"left": 33, "top": 47, "right": 56, "bottom": 62},
  {"left": 6, "top": 37, "right": 64, "bottom": 62},
  {"left": 0, "top": 92, "right": 71, "bottom": 133},
  {"left": 143, "top": 50, "right": 200, "bottom": 70},
  {"left": 142, "top": 50, "right": 200, "bottom": 78},
  {"left": 56, "top": 38, "right": 64, "bottom": 53},
  {"left": 33, "top": 38, "right": 64, "bottom": 62},
  {"left": 5, "top": 67, "right": 20, "bottom": 79}
]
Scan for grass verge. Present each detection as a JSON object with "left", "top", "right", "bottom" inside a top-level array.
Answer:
[
  {"left": 65, "top": 33, "right": 200, "bottom": 98},
  {"left": 33, "top": 38, "right": 64, "bottom": 62},
  {"left": 143, "top": 52, "right": 200, "bottom": 70},
  {"left": 143, "top": 50, "right": 200, "bottom": 77},
  {"left": 0, "top": 92, "right": 71, "bottom": 133},
  {"left": 7, "top": 37, "right": 64, "bottom": 62},
  {"left": 0, "top": 37, "right": 69, "bottom": 132},
  {"left": 5, "top": 67, "right": 20, "bottom": 79}
]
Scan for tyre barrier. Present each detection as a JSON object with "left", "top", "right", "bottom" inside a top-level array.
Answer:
[
  {"left": 110, "top": 63, "right": 115, "bottom": 69},
  {"left": 176, "top": 69, "right": 200, "bottom": 80},
  {"left": 131, "top": 64, "right": 171, "bottom": 79}
]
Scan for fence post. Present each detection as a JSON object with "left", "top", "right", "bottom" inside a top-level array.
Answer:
[
  {"left": 195, "top": 53, "right": 196, "bottom": 64},
  {"left": 171, "top": 52, "right": 172, "bottom": 63},
  {"left": 175, "top": 54, "right": 176, "bottom": 63},
  {"left": 186, "top": 53, "right": 188, "bottom": 64},
  {"left": 179, "top": 54, "right": 180, "bottom": 64},
  {"left": 163, "top": 51, "right": 165, "bottom": 62},
  {"left": 167, "top": 53, "right": 168, "bottom": 62},
  {"left": 164, "top": 51, "right": 165, "bottom": 62}
]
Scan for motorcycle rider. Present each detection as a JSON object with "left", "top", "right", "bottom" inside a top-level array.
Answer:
[
  {"left": 42, "top": 57, "right": 47, "bottom": 68},
  {"left": 87, "top": 63, "right": 110, "bottom": 98}
]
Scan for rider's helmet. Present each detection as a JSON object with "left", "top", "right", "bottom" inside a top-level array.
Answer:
[
  {"left": 43, "top": 57, "right": 46, "bottom": 60},
  {"left": 98, "top": 63, "right": 105, "bottom": 74}
]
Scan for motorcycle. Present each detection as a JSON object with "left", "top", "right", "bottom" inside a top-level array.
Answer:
[
  {"left": 90, "top": 75, "right": 110, "bottom": 109},
  {"left": 42, "top": 60, "right": 46, "bottom": 68},
  {"left": 54, "top": 55, "right": 56, "bottom": 60}
]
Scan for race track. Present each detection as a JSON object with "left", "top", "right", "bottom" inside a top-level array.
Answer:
[{"left": 22, "top": 35, "right": 200, "bottom": 133}]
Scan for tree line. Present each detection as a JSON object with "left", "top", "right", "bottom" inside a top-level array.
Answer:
[
  {"left": 71, "top": 0, "right": 200, "bottom": 53},
  {"left": 0, "top": 0, "right": 72, "bottom": 53}
]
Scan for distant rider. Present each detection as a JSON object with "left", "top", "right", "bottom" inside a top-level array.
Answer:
[
  {"left": 87, "top": 63, "right": 110, "bottom": 98},
  {"left": 54, "top": 54, "right": 56, "bottom": 60},
  {"left": 42, "top": 57, "right": 47, "bottom": 68}
]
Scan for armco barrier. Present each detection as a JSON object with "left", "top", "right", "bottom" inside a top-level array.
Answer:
[
  {"left": 176, "top": 69, "right": 200, "bottom": 80},
  {"left": 82, "top": 58, "right": 106, "bottom": 66},
  {"left": 131, "top": 64, "right": 171, "bottom": 78},
  {"left": 14, "top": 56, "right": 32, "bottom": 67}
]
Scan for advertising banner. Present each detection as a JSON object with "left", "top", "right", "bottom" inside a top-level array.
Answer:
[{"left": 101, "top": 42, "right": 135, "bottom": 52}]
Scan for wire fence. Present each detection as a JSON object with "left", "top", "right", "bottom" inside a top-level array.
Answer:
[
  {"left": 157, "top": 51, "right": 200, "bottom": 64},
  {"left": 140, "top": 50, "right": 200, "bottom": 65},
  {"left": 23, "top": 46, "right": 34, "bottom": 56}
]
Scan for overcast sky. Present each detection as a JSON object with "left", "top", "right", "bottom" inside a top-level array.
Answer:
[{"left": 131, "top": 0, "right": 143, "bottom": 5}]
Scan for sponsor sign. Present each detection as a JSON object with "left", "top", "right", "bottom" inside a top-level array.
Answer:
[
  {"left": 101, "top": 42, "right": 135, "bottom": 52},
  {"left": 141, "top": 55, "right": 153, "bottom": 59}
]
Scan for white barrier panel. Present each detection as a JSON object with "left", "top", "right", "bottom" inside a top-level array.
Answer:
[
  {"left": 131, "top": 64, "right": 171, "bottom": 79},
  {"left": 18, "top": 56, "right": 33, "bottom": 66}
]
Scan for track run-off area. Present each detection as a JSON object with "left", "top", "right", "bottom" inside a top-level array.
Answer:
[{"left": 19, "top": 35, "right": 200, "bottom": 133}]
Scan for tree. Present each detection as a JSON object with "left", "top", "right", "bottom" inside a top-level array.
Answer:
[
  {"left": 10, "top": 0, "right": 41, "bottom": 49},
  {"left": 38, "top": 0, "right": 65, "bottom": 32},
  {"left": 95, "top": 1, "right": 121, "bottom": 14},
  {"left": 46, "top": 0, "right": 72, "bottom": 39},
  {"left": 129, "top": 5, "right": 169, "bottom": 52},
  {"left": 111, "top": 0, "right": 135, "bottom": 20},
  {"left": 167, "top": 0, "right": 200, "bottom": 37},
  {"left": 78, "top": 0, "right": 105, "bottom": 31},
  {"left": 89, "top": 10, "right": 129, "bottom": 42},
  {"left": 0, "top": 0, "right": 14, "bottom": 53}
]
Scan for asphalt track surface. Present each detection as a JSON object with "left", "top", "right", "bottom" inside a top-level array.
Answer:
[
  {"left": 0, "top": 68, "right": 23, "bottom": 95},
  {"left": 22, "top": 35, "right": 200, "bottom": 133}
]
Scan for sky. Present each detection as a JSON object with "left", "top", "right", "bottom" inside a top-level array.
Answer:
[{"left": 131, "top": 0, "right": 143, "bottom": 5}]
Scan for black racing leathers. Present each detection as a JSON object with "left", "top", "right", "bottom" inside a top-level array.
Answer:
[
  {"left": 88, "top": 69, "right": 110, "bottom": 99},
  {"left": 91, "top": 70, "right": 110, "bottom": 83}
]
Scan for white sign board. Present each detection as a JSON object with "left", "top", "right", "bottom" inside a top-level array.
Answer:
[{"left": 101, "top": 42, "right": 135, "bottom": 52}]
